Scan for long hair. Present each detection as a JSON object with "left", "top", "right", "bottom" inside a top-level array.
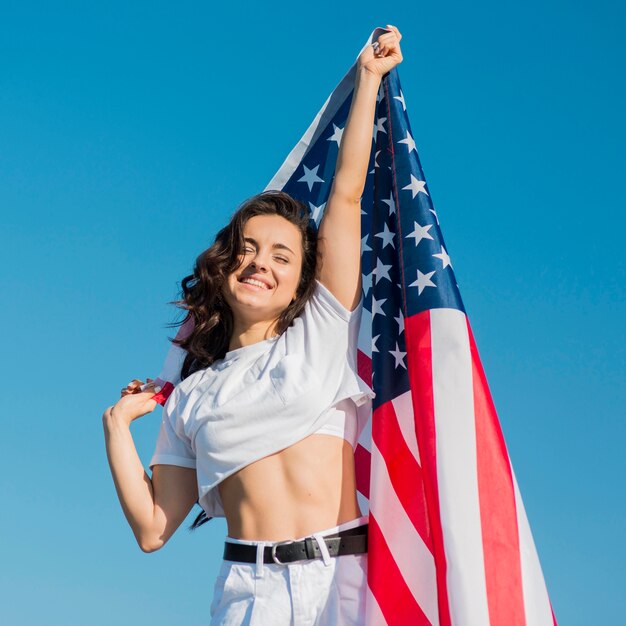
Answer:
[{"left": 170, "top": 190, "right": 319, "bottom": 530}]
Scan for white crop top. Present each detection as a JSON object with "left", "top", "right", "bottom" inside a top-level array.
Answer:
[
  {"left": 312, "top": 398, "right": 359, "bottom": 449},
  {"left": 149, "top": 279, "right": 375, "bottom": 518}
]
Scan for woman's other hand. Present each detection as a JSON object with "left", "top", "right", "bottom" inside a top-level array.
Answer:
[
  {"left": 357, "top": 25, "right": 403, "bottom": 78},
  {"left": 102, "top": 378, "right": 160, "bottom": 427}
]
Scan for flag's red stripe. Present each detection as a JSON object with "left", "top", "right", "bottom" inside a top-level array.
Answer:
[
  {"left": 368, "top": 514, "right": 432, "bottom": 626},
  {"left": 406, "top": 310, "right": 452, "bottom": 626},
  {"left": 357, "top": 348, "right": 373, "bottom": 387},
  {"left": 372, "top": 400, "right": 432, "bottom": 547},
  {"left": 551, "top": 603, "right": 558, "bottom": 625},
  {"left": 467, "top": 320, "right": 526, "bottom": 626},
  {"left": 354, "top": 443, "right": 371, "bottom": 499},
  {"left": 152, "top": 381, "right": 174, "bottom": 406}
]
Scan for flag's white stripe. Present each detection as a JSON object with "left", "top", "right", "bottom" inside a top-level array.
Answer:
[
  {"left": 430, "top": 309, "right": 490, "bottom": 626},
  {"left": 157, "top": 342, "right": 185, "bottom": 386},
  {"left": 391, "top": 391, "right": 421, "bottom": 464},
  {"left": 370, "top": 441, "right": 440, "bottom": 625},
  {"left": 357, "top": 490, "right": 370, "bottom": 516},
  {"left": 265, "top": 30, "right": 382, "bottom": 192},
  {"left": 365, "top": 586, "right": 389, "bottom": 626},
  {"left": 358, "top": 406, "right": 372, "bottom": 450},
  {"left": 511, "top": 466, "right": 554, "bottom": 625}
]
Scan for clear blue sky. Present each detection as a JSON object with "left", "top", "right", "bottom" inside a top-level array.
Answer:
[{"left": 1, "top": 1, "right": 624, "bottom": 624}]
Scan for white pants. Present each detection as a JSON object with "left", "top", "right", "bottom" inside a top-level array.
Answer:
[{"left": 209, "top": 515, "right": 368, "bottom": 626}]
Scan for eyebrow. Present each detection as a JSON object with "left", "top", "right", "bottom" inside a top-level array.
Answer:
[{"left": 244, "top": 237, "right": 296, "bottom": 256}]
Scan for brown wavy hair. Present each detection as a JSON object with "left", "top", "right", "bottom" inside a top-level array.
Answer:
[{"left": 169, "top": 190, "right": 319, "bottom": 530}]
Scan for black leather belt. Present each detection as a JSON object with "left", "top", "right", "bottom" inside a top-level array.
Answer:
[{"left": 223, "top": 523, "right": 368, "bottom": 565}]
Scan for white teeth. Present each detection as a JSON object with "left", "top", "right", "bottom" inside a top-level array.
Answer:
[{"left": 241, "top": 277, "right": 269, "bottom": 289}]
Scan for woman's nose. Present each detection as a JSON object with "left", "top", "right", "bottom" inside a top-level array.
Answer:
[{"left": 250, "top": 258, "right": 268, "bottom": 272}]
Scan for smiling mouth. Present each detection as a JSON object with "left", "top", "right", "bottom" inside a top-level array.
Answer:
[{"left": 239, "top": 277, "right": 272, "bottom": 290}]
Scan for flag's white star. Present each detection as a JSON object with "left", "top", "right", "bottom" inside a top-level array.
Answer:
[
  {"left": 369, "top": 150, "right": 381, "bottom": 174},
  {"left": 409, "top": 269, "right": 437, "bottom": 295},
  {"left": 394, "top": 310, "right": 405, "bottom": 334},
  {"left": 406, "top": 221, "right": 434, "bottom": 246},
  {"left": 389, "top": 342, "right": 407, "bottom": 369},
  {"left": 373, "top": 257, "right": 392, "bottom": 283},
  {"left": 402, "top": 174, "right": 429, "bottom": 199},
  {"left": 327, "top": 124, "right": 344, "bottom": 146},
  {"left": 373, "top": 117, "right": 387, "bottom": 139},
  {"left": 298, "top": 164, "right": 324, "bottom": 191},
  {"left": 394, "top": 90, "right": 406, "bottom": 111},
  {"left": 372, "top": 334, "right": 381, "bottom": 353},
  {"left": 398, "top": 130, "right": 416, "bottom": 154},
  {"left": 308, "top": 201, "right": 326, "bottom": 225},
  {"left": 361, "top": 234, "right": 372, "bottom": 253},
  {"left": 432, "top": 245, "right": 453, "bottom": 269},
  {"left": 375, "top": 222, "right": 395, "bottom": 249},
  {"left": 429, "top": 208, "right": 439, "bottom": 224},
  {"left": 372, "top": 296, "right": 387, "bottom": 317},
  {"left": 381, "top": 192, "right": 396, "bottom": 215},
  {"left": 362, "top": 270, "right": 373, "bottom": 296}
]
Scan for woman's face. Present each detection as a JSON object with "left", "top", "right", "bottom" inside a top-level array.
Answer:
[{"left": 223, "top": 214, "right": 304, "bottom": 327}]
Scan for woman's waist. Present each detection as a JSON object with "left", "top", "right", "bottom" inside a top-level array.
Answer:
[
  {"left": 225, "top": 509, "right": 368, "bottom": 544},
  {"left": 219, "top": 453, "right": 361, "bottom": 541}
]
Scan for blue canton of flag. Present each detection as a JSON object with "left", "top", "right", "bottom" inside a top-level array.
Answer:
[{"left": 273, "top": 67, "right": 464, "bottom": 409}]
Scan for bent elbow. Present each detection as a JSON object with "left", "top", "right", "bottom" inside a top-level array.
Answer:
[
  {"left": 139, "top": 542, "right": 159, "bottom": 554},
  {"left": 137, "top": 534, "right": 165, "bottom": 554}
]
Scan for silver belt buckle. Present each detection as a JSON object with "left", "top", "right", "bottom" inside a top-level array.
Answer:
[{"left": 271, "top": 539, "right": 295, "bottom": 565}]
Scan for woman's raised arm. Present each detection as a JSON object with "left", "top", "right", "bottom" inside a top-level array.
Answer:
[{"left": 317, "top": 26, "right": 403, "bottom": 311}]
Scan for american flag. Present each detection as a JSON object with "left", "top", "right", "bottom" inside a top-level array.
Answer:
[{"left": 154, "top": 29, "right": 557, "bottom": 626}]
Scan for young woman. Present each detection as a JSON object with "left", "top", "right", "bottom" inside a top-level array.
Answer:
[{"left": 103, "top": 26, "right": 403, "bottom": 625}]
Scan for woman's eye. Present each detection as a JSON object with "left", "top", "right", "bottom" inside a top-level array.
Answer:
[{"left": 275, "top": 256, "right": 289, "bottom": 263}]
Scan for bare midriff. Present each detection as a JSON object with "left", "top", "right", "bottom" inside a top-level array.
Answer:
[{"left": 218, "top": 433, "right": 362, "bottom": 541}]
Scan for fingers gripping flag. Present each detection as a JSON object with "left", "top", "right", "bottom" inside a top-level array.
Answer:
[{"left": 152, "top": 28, "right": 557, "bottom": 626}]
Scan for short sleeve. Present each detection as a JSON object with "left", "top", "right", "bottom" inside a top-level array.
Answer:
[
  {"left": 284, "top": 279, "right": 373, "bottom": 410},
  {"left": 312, "top": 279, "right": 363, "bottom": 323},
  {"left": 148, "top": 399, "right": 196, "bottom": 470}
]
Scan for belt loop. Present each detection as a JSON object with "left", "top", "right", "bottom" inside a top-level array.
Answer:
[
  {"left": 255, "top": 542, "right": 266, "bottom": 578},
  {"left": 312, "top": 533, "right": 332, "bottom": 566}
]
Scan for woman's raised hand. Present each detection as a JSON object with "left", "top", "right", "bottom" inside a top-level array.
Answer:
[
  {"left": 120, "top": 378, "right": 161, "bottom": 397},
  {"left": 357, "top": 25, "right": 403, "bottom": 78},
  {"left": 102, "top": 378, "right": 160, "bottom": 427}
]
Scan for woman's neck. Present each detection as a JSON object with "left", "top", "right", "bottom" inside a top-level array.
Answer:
[{"left": 228, "top": 319, "right": 279, "bottom": 352}]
